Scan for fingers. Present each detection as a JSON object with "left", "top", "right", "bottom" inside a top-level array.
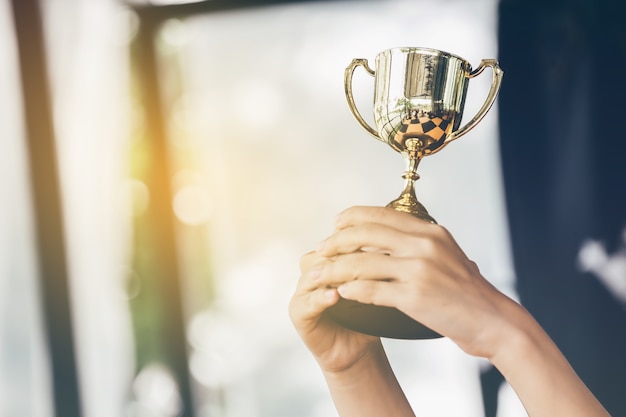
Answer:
[
  {"left": 317, "top": 222, "right": 403, "bottom": 256},
  {"left": 294, "top": 206, "right": 461, "bottom": 308},
  {"left": 288, "top": 284, "right": 339, "bottom": 324},
  {"left": 337, "top": 279, "right": 400, "bottom": 309},
  {"left": 289, "top": 251, "right": 340, "bottom": 328},
  {"left": 319, "top": 217, "right": 452, "bottom": 259},
  {"left": 292, "top": 206, "right": 501, "bottom": 354},
  {"left": 335, "top": 206, "right": 435, "bottom": 233},
  {"left": 293, "top": 247, "right": 410, "bottom": 318},
  {"left": 299, "top": 250, "right": 402, "bottom": 288}
]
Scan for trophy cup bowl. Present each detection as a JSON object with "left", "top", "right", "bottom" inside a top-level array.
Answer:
[{"left": 324, "top": 47, "right": 503, "bottom": 339}]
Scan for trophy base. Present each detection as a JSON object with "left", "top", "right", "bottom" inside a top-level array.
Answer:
[
  {"left": 324, "top": 298, "right": 442, "bottom": 340},
  {"left": 387, "top": 193, "right": 437, "bottom": 224}
]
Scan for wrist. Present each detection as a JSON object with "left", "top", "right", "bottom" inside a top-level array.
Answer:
[
  {"left": 486, "top": 300, "right": 567, "bottom": 384},
  {"left": 487, "top": 301, "right": 540, "bottom": 368},
  {"left": 321, "top": 340, "right": 387, "bottom": 385},
  {"left": 486, "top": 304, "right": 611, "bottom": 417},
  {"left": 322, "top": 340, "right": 416, "bottom": 417}
]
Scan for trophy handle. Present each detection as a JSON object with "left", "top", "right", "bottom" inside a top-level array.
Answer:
[
  {"left": 441, "top": 59, "right": 503, "bottom": 148},
  {"left": 344, "top": 58, "right": 380, "bottom": 139}
]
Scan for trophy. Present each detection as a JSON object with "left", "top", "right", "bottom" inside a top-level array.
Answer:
[{"left": 325, "top": 47, "right": 503, "bottom": 339}]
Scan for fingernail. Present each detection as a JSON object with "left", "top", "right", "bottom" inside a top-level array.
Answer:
[
  {"left": 308, "top": 268, "right": 322, "bottom": 280},
  {"left": 334, "top": 213, "right": 346, "bottom": 228},
  {"left": 337, "top": 284, "right": 349, "bottom": 297}
]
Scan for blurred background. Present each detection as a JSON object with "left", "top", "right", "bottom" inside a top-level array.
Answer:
[{"left": 1, "top": 0, "right": 624, "bottom": 416}]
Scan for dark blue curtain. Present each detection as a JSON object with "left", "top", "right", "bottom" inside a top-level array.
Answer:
[{"left": 495, "top": 0, "right": 626, "bottom": 415}]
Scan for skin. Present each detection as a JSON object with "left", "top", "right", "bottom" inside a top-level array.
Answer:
[{"left": 288, "top": 206, "right": 610, "bottom": 417}]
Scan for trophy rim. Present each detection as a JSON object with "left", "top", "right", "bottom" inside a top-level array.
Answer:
[{"left": 377, "top": 46, "right": 470, "bottom": 66}]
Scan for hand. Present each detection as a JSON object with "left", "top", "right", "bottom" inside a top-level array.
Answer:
[
  {"left": 288, "top": 249, "right": 382, "bottom": 374},
  {"left": 290, "top": 246, "right": 417, "bottom": 417},
  {"left": 315, "top": 206, "right": 520, "bottom": 359},
  {"left": 291, "top": 206, "right": 610, "bottom": 417}
]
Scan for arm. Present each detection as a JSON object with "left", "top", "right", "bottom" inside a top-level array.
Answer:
[
  {"left": 487, "top": 301, "right": 609, "bottom": 417},
  {"left": 312, "top": 206, "right": 609, "bottom": 417},
  {"left": 323, "top": 340, "right": 415, "bottom": 417},
  {"left": 289, "top": 251, "right": 415, "bottom": 417}
]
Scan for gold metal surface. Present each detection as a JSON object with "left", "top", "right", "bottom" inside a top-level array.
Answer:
[{"left": 344, "top": 47, "right": 503, "bottom": 223}]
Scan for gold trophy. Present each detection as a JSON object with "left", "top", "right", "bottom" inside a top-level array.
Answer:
[{"left": 325, "top": 47, "right": 503, "bottom": 339}]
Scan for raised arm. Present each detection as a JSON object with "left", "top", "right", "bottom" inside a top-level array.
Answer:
[
  {"left": 291, "top": 206, "right": 610, "bottom": 417},
  {"left": 289, "top": 250, "right": 416, "bottom": 416},
  {"left": 319, "top": 206, "right": 610, "bottom": 417}
]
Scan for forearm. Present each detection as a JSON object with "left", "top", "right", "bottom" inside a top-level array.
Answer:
[
  {"left": 490, "top": 304, "right": 610, "bottom": 417},
  {"left": 323, "top": 341, "right": 416, "bottom": 417}
]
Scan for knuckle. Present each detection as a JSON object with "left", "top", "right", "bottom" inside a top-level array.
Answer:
[
  {"left": 466, "top": 259, "right": 481, "bottom": 275},
  {"left": 346, "top": 206, "right": 386, "bottom": 224},
  {"left": 419, "top": 235, "right": 439, "bottom": 256},
  {"left": 288, "top": 294, "right": 305, "bottom": 325},
  {"left": 324, "top": 252, "right": 372, "bottom": 285},
  {"left": 369, "top": 206, "right": 388, "bottom": 222},
  {"left": 428, "top": 223, "right": 451, "bottom": 242},
  {"left": 299, "top": 251, "right": 316, "bottom": 270},
  {"left": 357, "top": 222, "right": 377, "bottom": 239},
  {"left": 415, "top": 224, "right": 451, "bottom": 255},
  {"left": 334, "top": 253, "right": 361, "bottom": 281},
  {"left": 287, "top": 297, "right": 297, "bottom": 319}
]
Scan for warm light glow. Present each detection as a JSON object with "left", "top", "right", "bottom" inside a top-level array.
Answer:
[
  {"left": 173, "top": 185, "right": 212, "bottom": 225},
  {"left": 128, "top": 364, "right": 182, "bottom": 417},
  {"left": 119, "top": 178, "right": 150, "bottom": 217},
  {"left": 159, "top": 18, "right": 194, "bottom": 47}
]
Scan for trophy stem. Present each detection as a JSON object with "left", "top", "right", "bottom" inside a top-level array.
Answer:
[{"left": 387, "top": 155, "right": 437, "bottom": 224}]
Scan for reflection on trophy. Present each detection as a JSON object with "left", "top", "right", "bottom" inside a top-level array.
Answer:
[{"left": 325, "top": 47, "right": 503, "bottom": 339}]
